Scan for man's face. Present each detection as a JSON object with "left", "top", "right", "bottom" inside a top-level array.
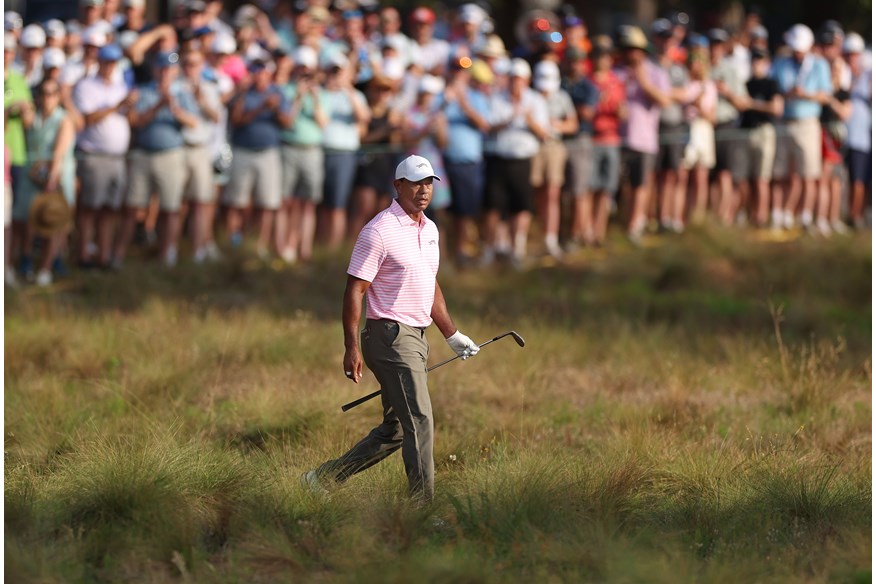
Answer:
[
  {"left": 394, "top": 177, "right": 433, "bottom": 215},
  {"left": 182, "top": 53, "right": 203, "bottom": 81}
]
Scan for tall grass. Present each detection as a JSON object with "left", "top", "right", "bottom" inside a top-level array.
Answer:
[{"left": 5, "top": 226, "right": 871, "bottom": 582}]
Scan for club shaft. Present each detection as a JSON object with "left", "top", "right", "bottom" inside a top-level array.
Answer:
[{"left": 340, "top": 333, "right": 514, "bottom": 412}]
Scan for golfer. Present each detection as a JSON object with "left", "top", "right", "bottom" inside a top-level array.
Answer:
[{"left": 304, "top": 154, "right": 479, "bottom": 503}]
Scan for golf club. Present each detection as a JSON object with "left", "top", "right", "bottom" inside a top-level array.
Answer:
[{"left": 341, "top": 330, "right": 526, "bottom": 412}]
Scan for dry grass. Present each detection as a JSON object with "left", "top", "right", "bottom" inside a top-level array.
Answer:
[{"left": 5, "top": 225, "right": 871, "bottom": 583}]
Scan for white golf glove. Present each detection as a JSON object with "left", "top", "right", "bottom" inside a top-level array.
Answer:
[{"left": 445, "top": 330, "right": 479, "bottom": 359}]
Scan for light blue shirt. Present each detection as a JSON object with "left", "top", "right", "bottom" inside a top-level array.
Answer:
[
  {"left": 847, "top": 69, "right": 872, "bottom": 152},
  {"left": 230, "top": 86, "right": 291, "bottom": 150},
  {"left": 322, "top": 89, "right": 366, "bottom": 151},
  {"left": 133, "top": 80, "right": 197, "bottom": 152},
  {"left": 444, "top": 88, "right": 490, "bottom": 163},
  {"left": 771, "top": 54, "right": 832, "bottom": 120}
]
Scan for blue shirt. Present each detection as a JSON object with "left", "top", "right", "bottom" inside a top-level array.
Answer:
[
  {"left": 771, "top": 54, "right": 832, "bottom": 120},
  {"left": 566, "top": 77, "right": 600, "bottom": 136},
  {"left": 444, "top": 88, "right": 490, "bottom": 163},
  {"left": 133, "top": 80, "right": 197, "bottom": 152},
  {"left": 229, "top": 86, "right": 290, "bottom": 150},
  {"left": 322, "top": 88, "right": 366, "bottom": 151},
  {"left": 847, "top": 69, "right": 872, "bottom": 152}
]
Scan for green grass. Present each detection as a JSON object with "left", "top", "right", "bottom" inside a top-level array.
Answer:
[{"left": 5, "top": 225, "right": 871, "bottom": 583}]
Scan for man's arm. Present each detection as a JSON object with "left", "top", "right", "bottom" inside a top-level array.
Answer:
[
  {"left": 430, "top": 280, "right": 457, "bottom": 338},
  {"left": 342, "top": 275, "right": 371, "bottom": 383}
]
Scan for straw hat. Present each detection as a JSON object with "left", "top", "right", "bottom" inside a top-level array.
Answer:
[{"left": 29, "top": 191, "right": 71, "bottom": 237}]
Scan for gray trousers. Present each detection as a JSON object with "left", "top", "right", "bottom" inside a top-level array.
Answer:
[{"left": 318, "top": 319, "right": 434, "bottom": 500}]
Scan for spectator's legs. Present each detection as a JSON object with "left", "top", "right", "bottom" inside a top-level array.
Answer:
[
  {"left": 771, "top": 179, "right": 787, "bottom": 228},
  {"left": 541, "top": 181, "right": 562, "bottom": 258},
  {"left": 574, "top": 194, "right": 594, "bottom": 246},
  {"left": 658, "top": 170, "right": 676, "bottom": 228},
  {"left": 157, "top": 211, "right": 182, "bottom": 265},
  {"left": 225, "top": 207, "right": 244, "bottom": 243},
  {"left": 112, "top": 207, "right": 137, "bottom": 264},
  {"left": 783, "top": 174, "right": 802, "bottom": 227},
  {"left": 754, "top": 178, "right": 770, "bottom": 227},
  {"left": 717, "top": 170, "right": 736, "bottom": 225},
  {"left": 348, "top": 185, "right": 378, "bottom": 239},
  {"left": 511, "top": 210, "right": 531, "bottom": 262},
  {"left": 255, "top": 209, "right": 275, "bottom": 257},
  {"left": 850, "top": 180, "right": 866, "bottom": 227},
  {"left": 692, "top": 166, "right": 710, "bottom": 223},
  {"left": 298, "top": 200, "right": 317, "bottom": 261},
  {"left": 672, "top": 168, "right": 689, "bottom": 228},
  {"left": 592, "top": 191, "right": 610, "bottom": 245},
  {"left": 284, "top": 197, "right": 317, "bottom": 262}
]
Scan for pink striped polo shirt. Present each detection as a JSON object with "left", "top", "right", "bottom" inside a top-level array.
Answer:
[{"left": 348, "top": 199, "right": 440, "bottom": 328}]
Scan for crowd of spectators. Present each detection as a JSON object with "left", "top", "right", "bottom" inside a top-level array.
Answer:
[{"left": 3, "top": 0, "right": 872, "bottom": 286}]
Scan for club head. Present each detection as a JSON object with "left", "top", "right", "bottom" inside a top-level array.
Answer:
[{"left": 509, "top": 331, "right": 525, "bottom": 347}]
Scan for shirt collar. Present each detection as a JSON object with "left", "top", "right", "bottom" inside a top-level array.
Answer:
[{"left": 389, "top": 198, "right": 423, "bottom": 227}]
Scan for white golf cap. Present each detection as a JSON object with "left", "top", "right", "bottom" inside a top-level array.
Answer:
[
  {"left": 843, "top": 32, "right": 865, "bottom": 54},
  {"left": 45, "top": 19, "right": 66, "bottom": 39},
  {"left": 4, "top": 11, "right": 23, "bottom": 31},
  {"left": 118, "top": 29, "right": 140, "bottom": 50},
  {"left": 418, "top": 74, "right": 445, "bottom": 94},
  {"left": 4, "top": 31, "right": 16, "bottom": 51},
  {"left": 124, "top": 0, "right": 146, "bottom": 7},
  {"left": 533, "top": 59, "right": 560, "bottom": 93},
  {"left": 323, "top": 50, "right": 349, "bottom": 70},
  {"left": 395, "top": 155, "right": 441, "bottom": 182},
  {"left": 21, "top": 24, "right": 47, "bottom": 49},
  {"left": 293, "top": 45, "right": 318, "bottom": 69},
  {"left": 211, "top": 33, "right": 236, "bottom": 55},
  {"left": 509, "top": 57, "right": 531, "bottom": 79},
  {"left": 42, "top": 47, "right": 66, "bottom": 68},
  {"left": 81, "top": 26, "right": 108, "bottom": 47},
  {"left": 458, "top": 3, "right": 487, "bottom": 25},
  {"left": 784, "top": 24, "right": 814, "bottom": 53}
]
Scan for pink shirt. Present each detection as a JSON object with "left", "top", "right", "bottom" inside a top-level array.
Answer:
[
  {"left": 348, "top": 199, "right": 440, "bottom": 328},
  {"left": 683, "top": 79, "right": 718, "bottom": 122}
]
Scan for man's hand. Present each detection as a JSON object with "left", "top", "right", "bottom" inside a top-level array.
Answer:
[
  {"left": 343, "top": 346, "right": 364, "bottom": 383},
  {"left": 446, "top": 330, "right": 479, "bottom": 359}
]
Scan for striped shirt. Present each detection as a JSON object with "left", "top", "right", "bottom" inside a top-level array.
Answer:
[{"left": 348, "top": 199, "right": 440, "bottom": 328}]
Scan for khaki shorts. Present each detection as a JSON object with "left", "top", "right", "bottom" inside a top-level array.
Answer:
[
  {"left": 530, "top": 140, "right": 567, "bottom": 188},
  {"left": 742, "top": 124, "right": 776, "bottom": 180},
  {"left": 127, "top": 148, "right": 188, "bottom": 212},
  {"left": 564, "top": 135, "right": 593, "bottom": 196},
  {"left": 682, "top": 118, "right": 716, "bottom": 170},
  {"left": 223, "top": 147, "right": 282, "bottom": 210},
  {"left": 281, "top": 144, "right": 324, "bottom": 202},
  {"left": 183, "top": 144, "right": 215, "bottom": 204},
  {"left": 78, "top": 152, "right": 127, "bottom": 210},
  {"left": 773, "top": 118, "right": 821, "bottom": 180}
]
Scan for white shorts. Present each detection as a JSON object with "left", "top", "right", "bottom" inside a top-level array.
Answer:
[
  {"left": 127, "top": 148, "right": 188, "bottom": 212},
  {"left": 682, "top": 118, "right": 716, "bottom": 170},
  {"left": 183, "top": 144, "right": 215, "bottom": 204}
]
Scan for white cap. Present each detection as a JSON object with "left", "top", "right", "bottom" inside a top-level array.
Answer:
[
  {"left": 21, "top": 24, "right": 47, "bottom": 49},
  {"left": 418, "top": 74, "right": 445, "bottom": 94},
  {"left": 293, "top": 45, "right": 317, "bottom": 69},
  {"left": 118, "top": 29, "right": 140, "bottom": 50},
  {"left": 323, "top": 50, "right": 349, "bottom": 70},
  {"left": 533, "top": 59, "right": 560, "bottom": 93},
  {"left": 66, "top": 20, "right": 83, "bottom": 35},
  {"left": 843, "top": 32, "right": 865, "bottom": 54},
  {"left": 4, "top": 31, "right": 16, "bottom": 51},
  {"left": 45, "top": 19, "right": 66, "bottom": 40},
  {"left": 81, "top": 26, "right": 108, "bottom": 47},
  {"left": 784, "top": 24, "right": 814, "bottom": 53},
  {"left": 42, "top": 47, "right": 66, "bottom": 68},
  {"left": 458, "top": 3, "right": 487, "bottom": 25},
  {"left": 4, "top": 11, "right": 22, "bottom": 31},
  {"left": 493, "top": 56, "right": 511, "bottom": 75},
  {"left": 124, "top": 0, "right": 146, "bottom": 7},
  {"left": 211, "top": 34, "right": 236, "bottom": 55},
  {"left": 395, "top": 154, "right": 441, "bottom": 182},
  {"left": 509, "top": 57, "right": 531, "bottom": 79}
]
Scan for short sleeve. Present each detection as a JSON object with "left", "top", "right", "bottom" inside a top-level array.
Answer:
[{"left": 347, "top": 225, "right": 385, "bottom": 282}]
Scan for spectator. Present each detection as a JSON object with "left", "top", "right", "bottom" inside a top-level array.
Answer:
[
  {"left": 350, "top": 74, "right": 400, "bottom": 241},
  {"left": 588, "top": 39, "right": 625, "bottom": 247},
  {"left": 72, "top": 43, "right": 133, "bottom": 268},
  {"left": 771, "top": 24, "right": 832, "bottom": 230},
  {"left": 18, "top": 78, "right": 77, "bottom": 286},
  {"left": 5, "top": 31, "right": 35, "bottom": 277},
  {"left": 5, "top": 11, "right": 23, "bottom": 41},
  {"left": 451, "top": 3, "right": 488, "bottom": 56},
  {"left": 279, "top": 45, "right": 329, "bottom": 263},
  {"left": 680, "top": 49, "right": 718, "bottom": 223},
  {"left": 482, "top": 58, "right": 549, "bottom": 266},
  {"left": 5, "top": 144, "right": 14, "bottom": 287},
  {"left": 180, "top": 48, "right": 223, "bottom": 263},
  {"left": 17, "top": 24, "right": 47, "bottom": 88},
  {"left": 708, "top": 28, "right": 749, "bottom": 225},
  {"left": 118, "top": 51, "right": 199, "bottom": 268},
  {"left": 739, "top": 48, "right": 783, "bottom": 228},
  {"left": 817, "top": 57, "right": 851, "bottom": 236},
  {"left": 843, "top": 32, "right": 871, "bottom": 229},
  {"left": 442, "top": 56, "right": 491, "bottom": 265},
  {"left": 652, "top": 19, "right": 690, "bottom": 232},
  {"left": 408, "top": 7, "right": 450, "bottom": 76},
  {"left": 401, "top": 74, "right": 451, "bottom": 219},
  {"left": 45, "top": 20, "right": 66, "bottom": 50},
  {"left": 224, "top": 58, "right": 292, "bottom": 256},
  {"left": 118, "top": 0, "right": 150, "bottom": 34},
  {"left": 319, "top": 52, "right": 370, "bottom": 249},
  {"left": 615, "top": 25, "right": 671, "bottom": 244},
  {"left": 61, "top": 27, "right": 108, "bottom": 89},
  {"left": 532, "top": 59, "right": 577, "bottom": 259},
  {"left": 816, "top": 21, "right": 850, "bottom": 90},
  {"left": 80, "top": 0, "right": 112, "bottom": 33}
]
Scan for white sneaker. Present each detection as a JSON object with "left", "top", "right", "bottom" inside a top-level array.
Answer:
[
  {"left": 163, "top": 246, "right": 178, "bottom": 268},
  {"left": 300, "top": 470, "right": 329, "bottom": 496},
  {"left": 782, "top": 210, "right": 796, "bottom": 230},
  {"left": 35, "top": 270, "right": 52, "bottom": 287},
  {"left": 771, "top": 208, "right": 783, "bottom": 229},
  {"left": 832, "top": 220, "right": 850, "bottom": 235},
  {"left": 800, "top": 210, "right": 813, "bottom": 227},
  {"left": 204, "top": 241, "right": 223, "bottom": 261},
  {"left": 281, "top": 247, "right": 297, "bottom": 264},
  {"left": 193, "top": 247, "right": 208, "bottom": 265},
  {"left": 816, "top": 219, "right": 832, "bottom": 237},
  {"left": 545, "top": 240, "right": 563, "bottom": 260},
  {"left": 5, "top": 267, "right": 18, "bottom": 288}
]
